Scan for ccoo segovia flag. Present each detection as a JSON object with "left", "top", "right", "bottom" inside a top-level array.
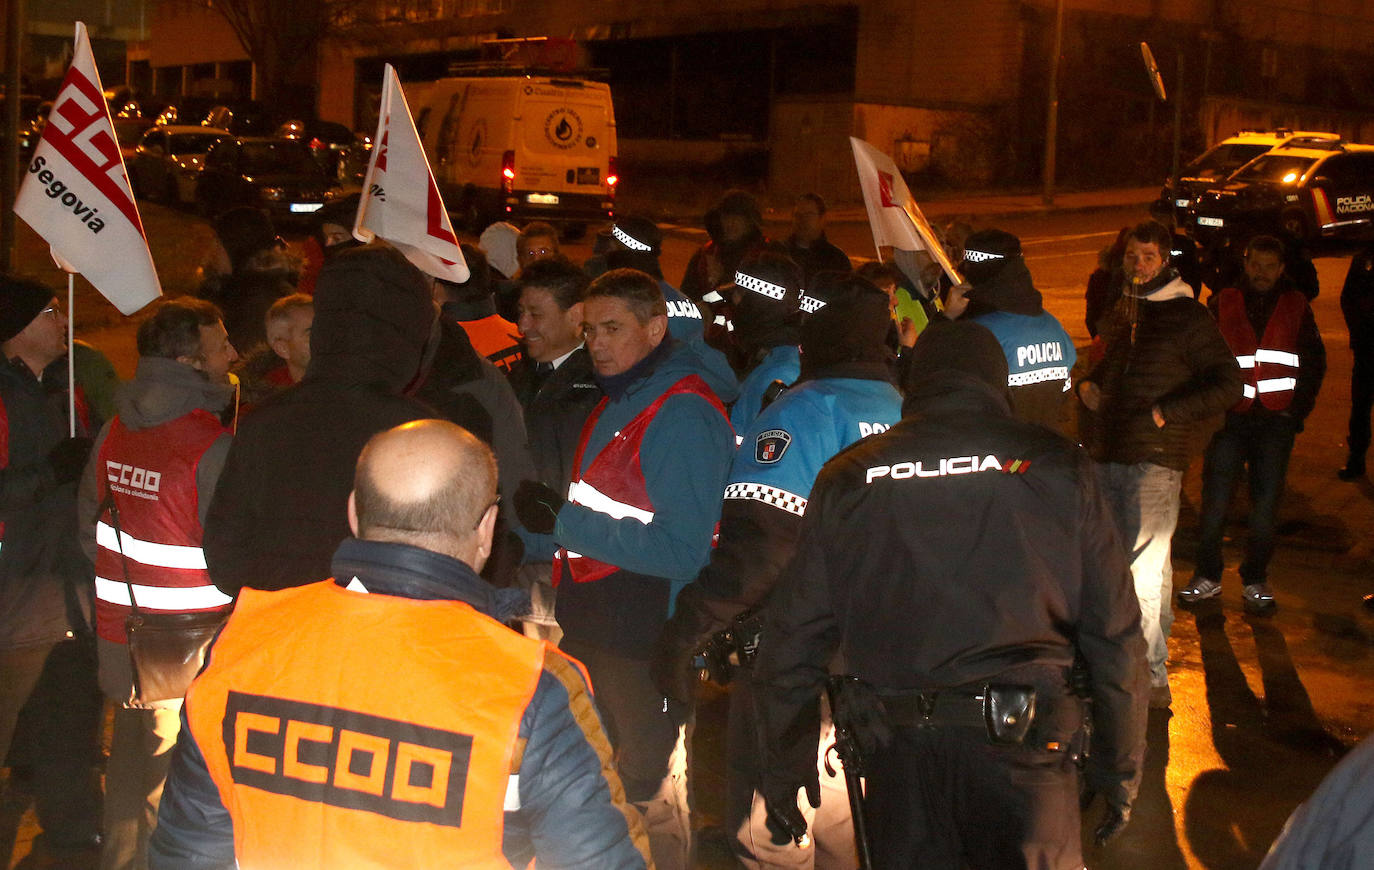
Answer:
[
  {"left": 13, "top": 22, "right": 161, "bottom": 315},
  {"left": 850, "top": 136, "right": 962, "bottom": 286},
  {"left": 354, "top": 64, "right": 469, "bottom": 282}
]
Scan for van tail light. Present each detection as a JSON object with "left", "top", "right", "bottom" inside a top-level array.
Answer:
[
  {"left": 606, "top": 156, "right": 618, "bottom": 194},
  {"left": 501, "top": 150, "right": 516, "bottom": 193}
]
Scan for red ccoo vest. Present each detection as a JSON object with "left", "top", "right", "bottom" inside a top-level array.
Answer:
[
  {"left": 1217, "top": 287, "right": 1307, "bottom": 412},
  {"left": 94, "top": 409, "right": 233, "bottom": 643},
  {"left": 554, "top": 374, "right": 727, "bottom": 586}
]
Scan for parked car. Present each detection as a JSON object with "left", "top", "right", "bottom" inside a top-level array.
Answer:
[
  {"left": 1159, "top": 129, "right": 1340, "bottom": 228},
  {"left": 129, "top": 125, "right": 230, "bottom": 204},
  {"left": 1191, "top": 140, "right": 1374, "bottom": 245},
  {"left": 112, "top": 115, "right": 153, "bottom": 162},
  {"left": 194, "top": 136, "right": 344, "bottom": 221}
]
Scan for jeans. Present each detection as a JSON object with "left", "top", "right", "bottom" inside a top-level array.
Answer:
[
  {"left": 1098, "top": 461, "right": 1183, "bottom": 687},
  {"left": 1195, "top": 415, "right": 1297, "bottom": 585}
]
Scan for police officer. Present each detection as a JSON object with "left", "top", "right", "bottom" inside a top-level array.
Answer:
[
  {"left": 150, "top": 421, "right": 650, "bottom": 868},
  {"left": 961, "top": 229, "right": 1077, "bottom": 431},
  {"left": 653, "top": 273, "right": 902, "bottom": 868},
  {"left": 754, "top": 321, "right": 1149, "bottom": 869},
  {"left": 729, "top": 252, "right": 805, "bottom": 435}
]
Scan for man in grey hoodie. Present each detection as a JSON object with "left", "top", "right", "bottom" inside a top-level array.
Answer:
[{"left": 77, "top": 298, "right": 239, "bottom": 870}]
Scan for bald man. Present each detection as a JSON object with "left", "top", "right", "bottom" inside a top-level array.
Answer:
[{"left": 150, "top": 421, "right": 650, "bottom": 869}]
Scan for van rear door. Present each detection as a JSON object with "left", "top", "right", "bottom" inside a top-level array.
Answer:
[{"left": 514, "top": 80, "right": 615, "bottom": 199}]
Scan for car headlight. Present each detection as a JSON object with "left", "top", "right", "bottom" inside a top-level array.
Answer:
[{"left": 259, "top": 187, "right": 286, "bottom": 201}]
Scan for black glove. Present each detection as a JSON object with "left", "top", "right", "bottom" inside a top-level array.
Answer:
[
  {"left": 47, "top": 436, "right": 93, "bottom": 486},
  {"left": 514, "top": 480, "right": 564, "bottom": 535},
  {"left": 650, "top": 620, "right": 701, "bottom": 709},
  {"left": 828, "top": 676, "right": 892, "bottom": 763},
  {"left": 761, "top": 772, "right": 820, "bottom": 848}
]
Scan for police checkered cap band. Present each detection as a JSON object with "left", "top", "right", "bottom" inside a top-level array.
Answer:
[
  {"left": 963, "top": 248, "right": 1005, "bottom": 264},
  {"left": 611, "top": 225, "right": 654, "bottom": 252},
  {"left": 734, "top": 271, "right": 788, "bottom": 301},
  {"left": 800, "top": 294, "right": 826, "bottom": 314}
]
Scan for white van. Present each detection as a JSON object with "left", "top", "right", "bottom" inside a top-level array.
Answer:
[{"left": 415, "top": 75, "right": 617, "bottom": 232}]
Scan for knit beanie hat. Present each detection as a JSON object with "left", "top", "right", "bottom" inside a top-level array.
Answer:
[
  {"left": 901, "top": 319, "right": 1009, "bottom": 395},
  {"left": 478, "top": 222, "right": 521, "bottom": 279},
  {"left": 0, "top": 275, "right": 55, "bottom": 343},
  {"left": 799, "top": 272, "right": 894, "bottom": 376},
  {"left": 214, "top": 207, "right": 277, "bottom": 273},
  {"left": 309, "top": 242, "right": 436, "bottom": 389}
]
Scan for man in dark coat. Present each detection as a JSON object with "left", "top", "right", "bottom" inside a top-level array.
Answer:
[
  {"left": 1077, "top": 221, "right": 1243, "bottom": 708},
  {"left": 1339, "top": 242, "right": 1374, "bottom": 481},
  {"left": 783, "top": 193, "right": 852, "bottom": 283},
  {"left": 0, "top": 276, "right": 102, "bottom": 855},
  {"left": 202, "top": 243, "right": 438, "bottom": 595}
]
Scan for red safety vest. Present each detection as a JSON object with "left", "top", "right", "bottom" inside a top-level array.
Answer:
[
  {"left": 93, "top": 409, "right": 232, "bottom": 643},
  {"left": 1217, "top": 287, "right": 1307, "bottom": 412},
  {"left": 555, "top": 374, "right": 727, "bottom": 586},
  {"left": 185, "top": 580, "right": 548, "bottom": 869}
]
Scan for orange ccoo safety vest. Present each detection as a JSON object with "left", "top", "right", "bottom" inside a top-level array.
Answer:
[
  {"left": 185, "top": 580, "right": 548, "bottom": 869},
  {"left": 1217, "top": 287, "right": 1307, "bottom": 412}
]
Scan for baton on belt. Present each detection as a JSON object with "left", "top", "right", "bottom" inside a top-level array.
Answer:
[{"left": 826, "top": 676, "right": 874, "bottom": 870}]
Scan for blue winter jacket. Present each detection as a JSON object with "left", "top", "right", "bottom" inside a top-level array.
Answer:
[
  {"left": 730, "top": 344, "right": 801, "bottom": 439},
  {"left": 554, "top": 338, "right": 737, "bottom": 658}
]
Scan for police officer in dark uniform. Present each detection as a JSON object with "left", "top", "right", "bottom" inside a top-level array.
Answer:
[
  {"left": 753, "top": 320, "right": 1149, "bottom": 869},
  {"left": 652, "top": 274, "right": 902, "bottom": 867}
]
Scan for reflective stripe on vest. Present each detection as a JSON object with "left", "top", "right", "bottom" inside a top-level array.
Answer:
[
  {"left": 95, "top": 576, "right": 231, "bottom": 610},
  {"left": 96, "top": 521, "right": 208, "bottom": 569},
  {"left": 566, "top": 479, "right": 655, "bottom": 525},
  {"left": 1217, "top": 287, "right": 1307, "bottom": 412},
  {"left": 554, "top": 374, "right": 729, "bottom": 586},
  {"left": 185, "top": 581, "right": 546, "bottom": 868},
  {"left": 94, "top": 410, "right": 228, "bottom": 643}
]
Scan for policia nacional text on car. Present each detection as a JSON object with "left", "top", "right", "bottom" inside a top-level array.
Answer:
[{"left": 753, "top": 321, "right": 1150, "bottom": 869}]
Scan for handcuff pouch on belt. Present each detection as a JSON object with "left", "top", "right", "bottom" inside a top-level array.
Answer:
[{"left": 884, "top": 683, "right": 1038, "bottom": 746}]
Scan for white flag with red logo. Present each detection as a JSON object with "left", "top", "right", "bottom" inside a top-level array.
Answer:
[
  {"left": 849, "top": 136, "right": 961, "bottom": 285},
  {"left": 354, "top": 65, "right": 469, "bottom": 282},
  {"left": 13, "top": 22, "right": 161, "bottom": 315}
]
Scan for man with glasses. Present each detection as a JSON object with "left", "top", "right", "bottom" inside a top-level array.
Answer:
[{"left": 0, "top": 276, "right": 103, "bottom": 858}]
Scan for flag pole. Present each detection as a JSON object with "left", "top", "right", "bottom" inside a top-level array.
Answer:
[{"left": 66, "top": 272, "right": 75, "bottom": 436}]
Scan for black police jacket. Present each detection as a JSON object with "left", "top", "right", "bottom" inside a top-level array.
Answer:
[{"left": 752, "top": 371, "right": 1149, "bottom": 811}]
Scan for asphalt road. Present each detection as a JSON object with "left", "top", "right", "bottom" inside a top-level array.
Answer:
[{"left": 6, "top": 202, "right": 1374, "bottom": 869}]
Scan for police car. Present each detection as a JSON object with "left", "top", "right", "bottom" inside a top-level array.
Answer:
[
  {"left": 1160, "top": 129, "right": 1339, "bottom": 227},
  {"left": 1190, "top": 140, "right": 1374, "bottom": 244}
]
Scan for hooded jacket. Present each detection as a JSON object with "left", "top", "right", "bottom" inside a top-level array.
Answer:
[
  {"left": 968, "top": 258, "right": 1077, "bottom": 431},
  {"left": 1083, "top": 272, "right": 1243, "bottom": 470},
  {"left": 553, "top": 338, "right": 738, "bottom": 658},
  {"left": 77, "top": 357, "right": 235, "bottom": 698},
  {"left": 203, "top": 244, "right": 438, "bottom": 595}
]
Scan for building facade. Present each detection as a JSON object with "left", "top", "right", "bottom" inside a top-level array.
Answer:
[{"left": 130, "top": 0, "right": 1374, "bottom": 203}]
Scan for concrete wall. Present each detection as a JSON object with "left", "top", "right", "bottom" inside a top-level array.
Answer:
[{"left": 1201, "top": 95, "right": 1374, "bottom": 148}]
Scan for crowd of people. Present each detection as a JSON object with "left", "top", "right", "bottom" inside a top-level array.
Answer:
[{"left": 0, "top": 184, "right": 1370, "bottom": 869}]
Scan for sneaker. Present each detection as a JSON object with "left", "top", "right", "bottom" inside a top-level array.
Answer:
[
  {"left": 1179, "top": 577, "right": 1222, "bottom": 603},
  {"left": 1243, "top": 582, "right": 1277, "bottom": 614}
]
